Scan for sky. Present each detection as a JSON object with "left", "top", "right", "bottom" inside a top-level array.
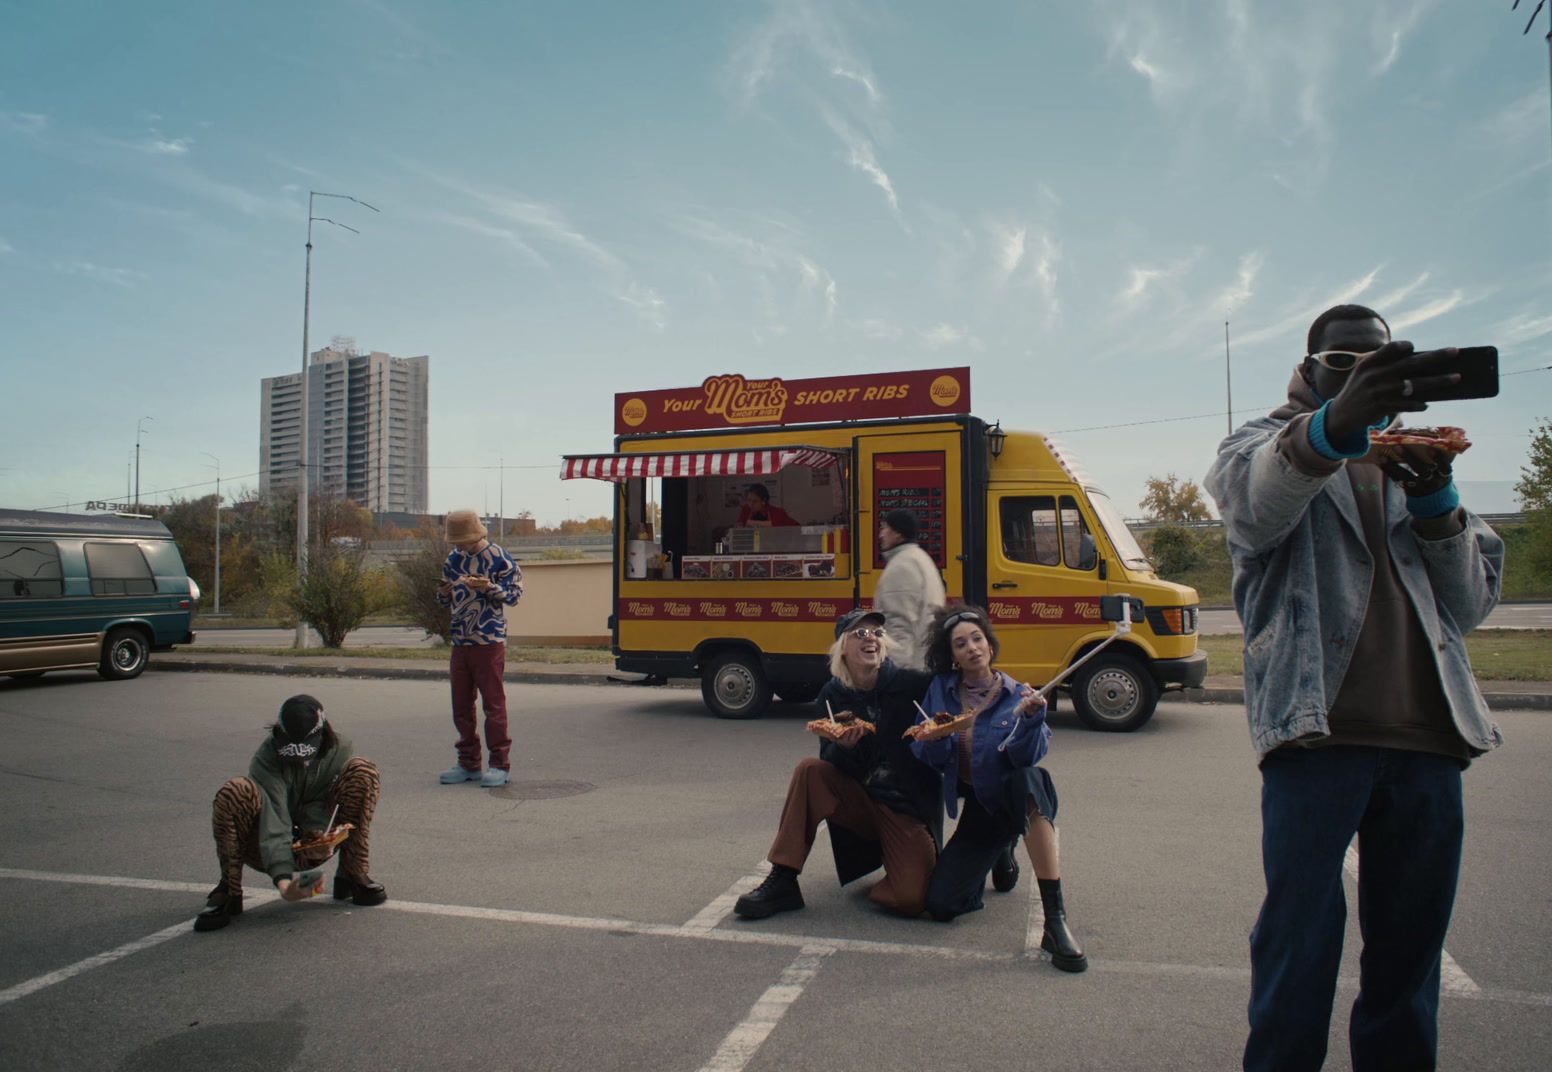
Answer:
[{"left": 2, "top": 0, "right": 1549, "bottom": 524}]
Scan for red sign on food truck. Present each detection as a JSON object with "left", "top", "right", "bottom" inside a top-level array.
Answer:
[{"left": 615, "top": 367, "right": 971, "bottom": 435}]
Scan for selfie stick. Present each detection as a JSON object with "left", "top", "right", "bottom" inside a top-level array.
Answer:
[{"left": 999, "top": 595, "right": 1139, "bottom": 752}]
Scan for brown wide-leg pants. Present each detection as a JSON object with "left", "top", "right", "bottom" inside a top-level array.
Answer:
[
  {"left": 210, "top": 757, "right": 380, "bottom": 894},
  {"left": 767, "top": 756, "right": 936, "bottom": 917}
]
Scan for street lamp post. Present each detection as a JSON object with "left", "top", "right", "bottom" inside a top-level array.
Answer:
[
  {"left": 296, "top": 190, "right": 379, "bottom": 649},
  {"left": 135, "top": 416, "right": 154, "bottom": 514},
  {"left": 202, "top": 451, "right": 222, "bottom": 616}
]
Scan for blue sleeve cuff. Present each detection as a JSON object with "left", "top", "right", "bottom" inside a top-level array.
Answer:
[
  {"left": 1407, "top": 481, "right": 1460, "bottom": 520},
  {"left": 1308, "top": 402, "right": 1372, "bottom": 460}
]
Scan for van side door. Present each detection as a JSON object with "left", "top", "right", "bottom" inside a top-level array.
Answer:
[{"left": 985, "top": 489, "right": 1105, "bottom": 685}]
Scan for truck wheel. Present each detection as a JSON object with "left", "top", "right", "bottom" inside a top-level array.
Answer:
[
  {"left": 774, "top": 683, "right": 822, "bottom": 704},
  {"left": 1070, "top": 653, "right": 1157, "bottom": 732},
  {"left": 98, "top": 627, "right": 150, "bottom": 681},
  {"left": 702, "top": 651, "right": 772, "bottom": 720}
]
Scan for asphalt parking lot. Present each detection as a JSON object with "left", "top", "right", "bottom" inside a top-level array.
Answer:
[{"left": 2, "top": 673, "right": 1549, "bottom": 1071}]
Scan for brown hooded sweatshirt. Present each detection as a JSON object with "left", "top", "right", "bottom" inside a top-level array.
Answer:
[{"left": 1270, "top": 370, "right": 1471, "bottom": 761}]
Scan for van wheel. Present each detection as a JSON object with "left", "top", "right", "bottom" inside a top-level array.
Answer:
[
  {"left": 702, "top": 651, "right": 771, "bottom": 720},
  {"left": 774, "top": 683, "right": 822, "bottom": 704},
  {"left": 1071, "top": 653, "right": 1157, "bottom": 732},
  {"left": 98, "top": 628, "right": 150, "bottom": 681}
]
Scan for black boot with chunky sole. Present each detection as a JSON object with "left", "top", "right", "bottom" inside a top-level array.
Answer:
[
  {"left": 1037, "top": 877, "right": 1088, "bottom": 973},
  {"left": 733, "top": 865, "right": 804, "bottom": 920},
  {"left": 193, "top": 883, "right": 242, "bottom": 932}
]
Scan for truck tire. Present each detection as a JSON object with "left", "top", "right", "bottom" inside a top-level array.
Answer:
[
  {"left": 98, "top": 627, "right": 150, "bottom": 681},
  {"left": 1070, "top": 653, "right": 1157, "bottom": 732},
  {"left": 701, "top": 651, "right": 772, "bottom": 720},
  {"left": 774, "top": 683, "right": 822, "bottom": 704}
]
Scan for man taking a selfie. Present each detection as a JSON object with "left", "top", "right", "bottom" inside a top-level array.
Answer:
[{"left": 1204, "top": 304, "right": 1504, "bottom": 1072}]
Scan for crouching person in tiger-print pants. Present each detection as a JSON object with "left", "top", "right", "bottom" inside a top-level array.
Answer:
[{"left": 195, "top": 694, "right": 386, "bottom": 932}]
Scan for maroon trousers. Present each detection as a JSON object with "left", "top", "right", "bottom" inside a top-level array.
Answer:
[{"left": 450, "top": 642, "right": 511, "bottom": 770}]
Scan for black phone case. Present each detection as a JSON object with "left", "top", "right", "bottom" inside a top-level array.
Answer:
[{"left": 1407, "top": 346, "right": 1499, "bottom": 401}]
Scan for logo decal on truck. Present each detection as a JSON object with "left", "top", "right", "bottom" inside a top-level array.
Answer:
[{"left": 702, "top": 375, "right": 788, "bottom": 425}]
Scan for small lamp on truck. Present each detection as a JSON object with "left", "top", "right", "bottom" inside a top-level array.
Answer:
[{"left": 986, "top": 420, "right": 1007, "bottom": 459}]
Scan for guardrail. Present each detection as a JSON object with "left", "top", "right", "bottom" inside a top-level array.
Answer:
[{"left": 1125, "top": 512, "right": 1527, "bottom": 533}]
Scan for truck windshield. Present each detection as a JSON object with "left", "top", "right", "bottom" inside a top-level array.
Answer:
[{"left": 1086, "top": 490, "right": 1152, "bottom": 570}]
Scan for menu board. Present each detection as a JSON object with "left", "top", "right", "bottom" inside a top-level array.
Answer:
[{"left": 873, "top": 451, "right": 947, "bottom": 568}]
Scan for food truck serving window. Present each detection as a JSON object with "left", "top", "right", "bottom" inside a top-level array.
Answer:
[{"left": 561, "top": 447, "right": 851, "bottom": 582}]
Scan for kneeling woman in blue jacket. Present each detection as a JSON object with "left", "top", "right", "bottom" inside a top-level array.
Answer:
[{"left": 910, "top": 605, "right": 1087, "bottom": 972}]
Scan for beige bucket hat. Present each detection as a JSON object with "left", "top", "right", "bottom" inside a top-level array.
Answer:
[{"left": 444, "top": 509, "right": 488, "bottom": 543}]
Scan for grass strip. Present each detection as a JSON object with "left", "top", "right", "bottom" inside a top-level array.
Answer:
[{"left": 1197, "top": 630, "right": 1550, "bottom": 681}]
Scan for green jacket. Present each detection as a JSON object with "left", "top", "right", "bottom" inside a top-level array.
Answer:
[{"left": 248, "top": 733, "right": 355, "bottom": 880}]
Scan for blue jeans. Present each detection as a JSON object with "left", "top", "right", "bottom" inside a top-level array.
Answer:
[{"left": 1245, "top": 746, "right": 1464, "bottom": 1072}]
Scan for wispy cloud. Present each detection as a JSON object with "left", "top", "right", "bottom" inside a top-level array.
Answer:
[
  {"left": 1484, "top": 90, "right": 1547, "bottom": 146},
  {"left": 140, "top": 136, "right": 192, "bottom": 156},
  {"left": 619, "top": 282, "right": 667, "bottom": 331},
  {"left": 1371, "top": 271, "right": 1430, "bottom": 310},
  {"left": 921, "top": 322, "right": 983, "bottom": 351},
  {"left": 831, "top": 65, "right": 882, "bottom": 106},
  {"left": 1214, "top": 251, "right": 1265, "bottom": 315},
  {"left": 0, "top": 236, "right": 13, "bottom": 255},
  {"left": 1034, "top": 234, "right": 1061, "bottom": 326},
  {"left": 1115, "top": 250, "right": 1201, "bottom": 308},
  {"left": 1372, "top": 1, "right": 1436, "bottom": 74},
  {"left": 1390, "top": 290, "right": 1466, "bottom": 331},
  {"left": 858, "top": 318, "right": 903, "bottom": 342},
  {"left": 678, "top": 214, "right": 839, "bottom": 330},
  {"left": 1495, "top": 310, "right": 1552, "bottom": 347},
  {"left": 1231, "top": 265, "right": 1384, "bottom": 349},
  {"left": 59, "top": 261, "right": 144, "bottom": 289},
  {"left": 1, "top": 110, "right": 48, "bottom": 134},
  {"left": 435, "top": 211, "right": 549, "bottom": 270},
  {"left": 995, "top": 225, "right": 1027, "bottom": 279},
  {"left": 823, "top": 109, "right": 901, "bottom": 217}
]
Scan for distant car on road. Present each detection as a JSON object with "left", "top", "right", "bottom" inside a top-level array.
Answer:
[{"left": 0, "top": 509, "right": 198, "bottom": 681}]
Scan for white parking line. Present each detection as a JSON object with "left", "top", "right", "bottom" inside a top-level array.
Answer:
[
  {"left": 1022, "top": 874, "right": 1049, "bottom": 962},
  {"left": 5, "top": 867, "right": 1545, "bottom": 1008},
  {"left": 1343, "top": 844, "right": 1481, "bottom": 996},
  {"left": 0, "top": 920, "right": 193, "bottom": 1006},
  {"left": 696, "top": 946, "right": 832, "bottom": 1072},
  {"left": 684, "top": 861, "right": 770, "bottom": 932}
]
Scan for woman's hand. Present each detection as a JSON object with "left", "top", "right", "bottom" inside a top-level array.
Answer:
[
  {"left": 1013, "top": 684, "right": 1047, "bottom": 718},
  {"left": 277, "top": 874, "right": 323, "bottom": 902},
  {"left": 833, "top": 724, "right": 869, "bottom": 748}
]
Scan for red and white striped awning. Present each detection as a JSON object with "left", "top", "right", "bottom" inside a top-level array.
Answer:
[{"left": 561, "top": 446, "right": 842, "bottom": 482}]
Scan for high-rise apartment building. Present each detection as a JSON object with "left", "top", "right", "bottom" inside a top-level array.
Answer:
[{"left": 260, "top": 344, "right": 429, "bottom": 514}]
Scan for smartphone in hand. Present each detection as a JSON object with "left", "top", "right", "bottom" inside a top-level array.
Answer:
[{"left": 1405, "top": 346, "right": 1499, "bottom": 401}]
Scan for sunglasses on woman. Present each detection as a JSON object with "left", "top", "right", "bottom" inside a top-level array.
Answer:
[
  {"left": 848, "top": 627, "right": 887, "bottom": 640},
  {"left": 1308, "top": 350, "right": 1372, "bottom": 372}
]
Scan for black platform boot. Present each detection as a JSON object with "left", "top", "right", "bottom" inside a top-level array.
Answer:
[
  {"left": 992, "top": 841, "right": 1020, "bottom": 893},
  {"left": 1037, "top": 878, "right": 1088, "bottom": 973},
  {"left": 193, "top": 883, "right": 243, "bottom": 932},
  {"left": 733, "top": 865, "right": 804, "bottom": 919}
]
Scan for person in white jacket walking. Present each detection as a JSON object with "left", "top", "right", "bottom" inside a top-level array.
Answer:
[{"left": 873, "top": 509, "right": 946, "bottom": 670}]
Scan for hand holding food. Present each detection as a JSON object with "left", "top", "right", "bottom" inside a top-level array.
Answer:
[
  {"left": 1366, "top": 426, "right": 1467, "bottom": 496},
  {"left": 904, "top": 708, "right": 976, "bottom": 742},
  {"left": 807, "top": 710, "right": 877, "bottom": 744},
  {"left": 462, "top": 574, "right": 491, "bottom": 590}
]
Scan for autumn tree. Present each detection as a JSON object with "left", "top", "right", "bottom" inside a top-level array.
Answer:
[
  {"left": 1139, "top": 474, "right": 1212, "bottom": 523},
  {"left": 1515, "top": 418, "right": 1552, "bottom": 576}
]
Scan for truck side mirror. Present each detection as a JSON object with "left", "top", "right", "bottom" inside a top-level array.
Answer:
[
  {"left": 1077, "top": 532, "right": 1098, "bottom": 571},
  {"left": 1099, "top": 594, "right": 1144, "bottom": 622}
]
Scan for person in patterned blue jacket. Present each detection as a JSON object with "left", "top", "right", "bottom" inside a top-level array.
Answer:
[{"left": 435, "top": 510, "right": 523, "bottom": 788}]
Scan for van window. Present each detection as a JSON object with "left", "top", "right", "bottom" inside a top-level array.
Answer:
[
  {"left": 0, "top": 541, "right": 65, "bottom": 598},
  {"left": 1059, "top": 496, "right": 1098, "bottom": 571},
  {"left": 1000, "top": 497, "right": 1060, "bottom": 566},
  {"left": 85, "top": 542, "right": 156, "bottom": 595}
]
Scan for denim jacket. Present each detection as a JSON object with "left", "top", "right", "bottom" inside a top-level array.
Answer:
[
  {"left": 910, "top": 671, "right": 1049, "bottom": 822},
  {"left": 1204, "top": 415, "right": 1504, "bottom": 759}
]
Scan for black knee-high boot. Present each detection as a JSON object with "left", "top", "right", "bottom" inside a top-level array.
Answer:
[{"left": 1038, "top": 878, "right": 1088, "bottom": 973}]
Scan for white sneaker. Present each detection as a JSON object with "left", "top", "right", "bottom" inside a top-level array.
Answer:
[
  {"left": 439, "top": 765, "right": 481, "bottom": 784},
  {"left": 479, "top": 768, "right": 510, "bottom": 788}
]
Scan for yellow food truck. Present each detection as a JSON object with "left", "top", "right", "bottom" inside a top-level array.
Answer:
[{"left": 562, "top": 366, "right": 1206, "bottom": 731}]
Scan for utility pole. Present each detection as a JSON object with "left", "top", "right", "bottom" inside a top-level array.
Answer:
[
  {"left": 202, "top": 452, "right": 222, "bottom": 615},
  {"left": 1224, "top": 322, "right": 1233, "bottom": 436},
  {"left": 499, "top": 456, "right": 505, "bottom": 540},
  {"left": 296, "top": 189, "right": 379, "bottom": 648},
  {"left": 135, "top": 416, "right": 154, "bottom": 513}
]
